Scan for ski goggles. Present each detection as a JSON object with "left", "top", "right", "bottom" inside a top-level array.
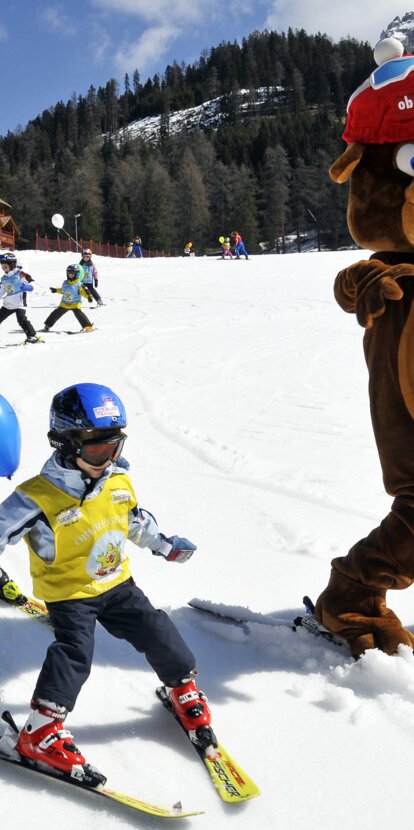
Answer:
[{"left": 78, "top": 432, "right": 127, "bottom": 466}]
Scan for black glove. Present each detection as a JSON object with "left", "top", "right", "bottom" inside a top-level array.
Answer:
[
  {"left": 0, "top": 570, "right": 27, "bottom": 605},
  {"left": 94, "top": 279, "right": 98, "bottom": 287},
  {"left": 50, "top": 287, "right": 57, "bottom": 293}
]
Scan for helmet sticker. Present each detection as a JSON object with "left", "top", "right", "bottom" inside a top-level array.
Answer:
[{"left": 93, "top": 403, "right": 121, "bottom": 419}]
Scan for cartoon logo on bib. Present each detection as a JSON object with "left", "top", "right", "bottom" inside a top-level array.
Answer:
[{"left": 86, "top": 531, "right": 126, "bottom": 581}]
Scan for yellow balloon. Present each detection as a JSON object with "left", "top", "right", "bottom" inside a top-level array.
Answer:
[{"left": 218, "top": 236, "right": 224, "bottom": 243}]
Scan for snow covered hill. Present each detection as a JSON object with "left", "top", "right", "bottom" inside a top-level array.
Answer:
[
  {"left": 1, "top": 249, "right": 414, "bottom": 830},
  {"left": 111, "top": 87, "right": 282, "bottom": 145}
]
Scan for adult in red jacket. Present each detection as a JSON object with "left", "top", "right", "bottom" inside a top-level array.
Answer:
[{"left": 230, "top": 231, "right": 249, "bottom": 259}]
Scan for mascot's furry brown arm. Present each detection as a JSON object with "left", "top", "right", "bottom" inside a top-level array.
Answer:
[{"left": 315, "top": 37, "right": 414, "bottom": 656}]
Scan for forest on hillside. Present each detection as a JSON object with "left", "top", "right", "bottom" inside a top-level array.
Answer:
[{"left": 0, "top": 29, "right": 374, "bottom": 253}]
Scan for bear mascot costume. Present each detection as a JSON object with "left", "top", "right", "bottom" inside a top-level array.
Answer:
[{"left": 315, "top": 37, "right": 414, "bottom": 657}]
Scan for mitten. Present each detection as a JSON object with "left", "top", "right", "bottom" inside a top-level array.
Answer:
[
  {"left": 152, "top": 534, "right": 197, "bottom": 563},
  {"left": 334, "top": 260, "right": 414, "bottom": 329}
]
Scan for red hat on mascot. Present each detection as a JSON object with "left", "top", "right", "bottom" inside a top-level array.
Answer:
[{"left": 343, "top": 37, "right": 414, "bottom": 144}]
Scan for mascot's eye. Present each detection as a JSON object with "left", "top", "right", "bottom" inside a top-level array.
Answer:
[{"left": 395, "top": 144, "right": 414, "bottom": 176}]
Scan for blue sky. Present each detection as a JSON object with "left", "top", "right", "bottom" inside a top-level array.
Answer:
[{"left": 0, "top": 1, "right": 409, "bottom": 135}]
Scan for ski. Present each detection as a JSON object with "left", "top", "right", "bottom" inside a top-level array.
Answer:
[
  {"left": 0, "top": 712, "right": 202, "bottom": 820},
  {"left": 65, "top": 329, "right": 96, "bottom": 335},
  {"left": 18, "top": 596, "right": 52, "bottom": 628},
  {"left": 156, "top": 686, "right": 260, "bottom": 804},
  {"left": 41, "top": 329, "right": 96, "bottom": 335},
  {"left": 188, "top": 596, "right": 347, "bottom": 647},
  {"left": 0, "top": 337, "right": 44, "bottom": 349},
  {"left": 0, "top": 593, "right": 52, "bottom": 628}
]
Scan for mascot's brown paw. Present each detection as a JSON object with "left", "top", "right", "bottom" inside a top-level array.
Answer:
[
  {"left": 315, "top": 569, "right": 414, "bottom": 657},
  {"left": 334, "top": 261, "right": 410, "bottom": 329}
]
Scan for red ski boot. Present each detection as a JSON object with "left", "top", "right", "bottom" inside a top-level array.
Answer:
[
  {"left": 166, "top": 677, "right": 218, "bottom": 752},
  {"left": 16, "top": 699, "right": 106, "bottom": 787}
]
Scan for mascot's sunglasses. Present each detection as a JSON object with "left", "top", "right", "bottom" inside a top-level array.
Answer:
[{"left": 79, "top": 432, "right": 126, "bottom": 466}]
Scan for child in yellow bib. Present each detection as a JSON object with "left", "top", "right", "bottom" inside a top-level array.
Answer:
[{"left": 0, "top": 383, "right": 215, "bottom": 786}]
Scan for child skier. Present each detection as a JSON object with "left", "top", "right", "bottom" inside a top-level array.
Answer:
[
  {"left": 0, "top": 383, "right": 214, "bottom": 786},
  {"left": 0, "top": 252, "right": 39, "bottom": 343},
  {"left": 79, "top": 249, "right": 103, "bottom": 306},
  {"left": 220, "top": 237, "right": 234, "bottom": 259},
  {"left": 43, "top": 264, "right": 94, "bottom": 333},
  {"left": 230, "top": 231, "right": 249, "bottom": 260},
  {"left": 131, "top": 236, "right": 143, "bottom": 258}
]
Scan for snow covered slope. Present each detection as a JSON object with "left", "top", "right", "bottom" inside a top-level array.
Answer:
[{"left": 1, "top": 249, "right": 414, "bottom": 830}]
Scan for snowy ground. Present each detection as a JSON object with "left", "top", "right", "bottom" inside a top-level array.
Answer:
[{"left": 1, "top": 249, "right": 414, "bottom": 829}]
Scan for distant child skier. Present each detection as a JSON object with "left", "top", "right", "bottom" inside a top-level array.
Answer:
[
  {"left": 79, "top": 249, "right": 103, "bottom": 306},
  {"left": 221, "top": 237, "right": 234, "bottom": 259},
  {"left": 0, "top": 252, "right": 39, "bottom": 343},
  {"left": 0, "top": 382, "right": 214, "bottom": 786},
  {"left": 43, "top": 264, "right": 94, "bottom": 333},
  {"left": 131, "top": 236, "right": 143, "bottom": 258},
  {"left": 231, "top": 231, "right": 249, "bottom": 260}
]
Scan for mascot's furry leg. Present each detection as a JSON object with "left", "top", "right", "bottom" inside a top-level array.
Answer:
[{"left": 315, "top": 497, "right": 414, "bottom": 656}]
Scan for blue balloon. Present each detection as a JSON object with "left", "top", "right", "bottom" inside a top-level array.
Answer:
[{"left": 0, "top": 395, "right": 21, "bottom": 478}]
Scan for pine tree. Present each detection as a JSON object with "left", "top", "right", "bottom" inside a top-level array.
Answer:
[
  {"left": 142, "top": 159, "right": 175, "bottom": 251},
  {"left": 208, "top": 159, "right": 237, "bottom": 244},
  {"left": 262, "top": 145, "right": 291, "bottom": 253},
  {"left": 229, "top": 164, "right": 258, "bottom": 250},
  {"left": 174, "top": 147, "right": 211, "bottom": 250},
  {"left": 7, "top": 166, "right": 46, "bottom": 245},
  {"left": 133, "top": 69, "right": 141, "bottom": 94}
]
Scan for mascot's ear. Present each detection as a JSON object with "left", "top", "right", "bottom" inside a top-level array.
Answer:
[{"left": 329, "top": 143, "right": 364, "bottom": 183}]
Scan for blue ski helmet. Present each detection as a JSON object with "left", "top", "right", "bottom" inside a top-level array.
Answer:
[
  {"left": 0, "top": 394, "right": 21, "bottom": 478},
  {"left": 0, "top": 252, "right": 17, "bottom": 267},
  {"left": 49, "top": 383, "right": 127, "bottom": 434},
  {"left": 66, "top": 264, "right": 81, "bottom": 281}
]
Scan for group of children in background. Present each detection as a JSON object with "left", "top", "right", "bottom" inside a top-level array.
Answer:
[
  {"left": 0, "top": 231, "right": 250, "bottom": 344},
  {"left": 0, "top": 248, "right": 104, "bottom": 344}
]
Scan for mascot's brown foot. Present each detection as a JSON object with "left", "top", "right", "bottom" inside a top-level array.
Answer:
[{"left": 315, "top": 569, "right": 414, "bottom": 657}]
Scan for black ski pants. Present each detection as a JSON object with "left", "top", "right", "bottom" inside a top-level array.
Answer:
[
  {"left": 34, "top": 578, "right": 195, "bottom": 710},
  {"left": 84, "top": 284, "right": 102, "bottom": 304},
  {"left": 44, "top": 306, "right": 92, "bottom": 329},
  {"left": 0, "top": 306, "right": 36, "bottom": 338}
]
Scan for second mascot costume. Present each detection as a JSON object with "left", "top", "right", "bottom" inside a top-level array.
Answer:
[{"left": 315, "top": 37, "right": 414, "bottom": 657}]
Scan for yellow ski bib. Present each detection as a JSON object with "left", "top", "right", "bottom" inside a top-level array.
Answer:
[{"left": 17, "top": 473, "right": 138, "bottom": 602}]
